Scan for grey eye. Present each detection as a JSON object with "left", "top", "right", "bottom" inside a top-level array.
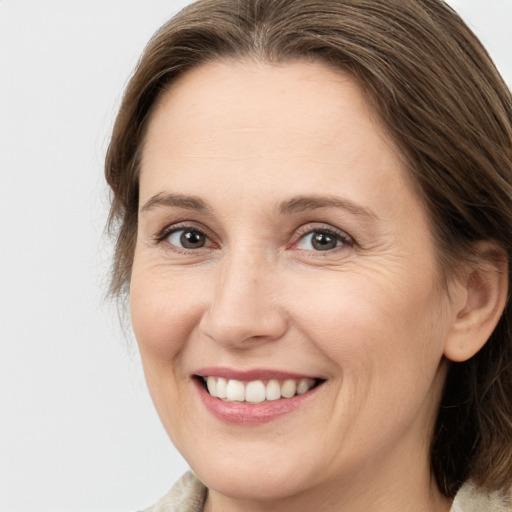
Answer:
[
  {"left": 168, "top": 229, "right": 207, "bottom": 249},
  {"left": 296, "top": 231, "right": 343, "bottom": 251}
]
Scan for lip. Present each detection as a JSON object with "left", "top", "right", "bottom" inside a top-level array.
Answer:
[
  {"left": 194, "top": 366, "right": 319, "bottom": 382},
  {"left": 192, "top": 368, "right": 324, "bottom": 425}
]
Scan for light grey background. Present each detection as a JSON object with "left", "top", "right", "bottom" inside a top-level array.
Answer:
[{"left": 0, "top": 1, "right": 510, "bottom": 511}]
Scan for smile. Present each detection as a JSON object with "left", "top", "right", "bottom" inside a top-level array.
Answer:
[
  {"left": 203, "top": 376, "right": 317, "bottom": 403},
  {"left": 193, "top": 370, "right": 325, "bottom": 425}
]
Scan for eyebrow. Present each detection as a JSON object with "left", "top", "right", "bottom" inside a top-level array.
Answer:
[
  {"left": 140, "top": 193, "right": 211, "bottom": 214},
  {"left": 139, "top": 192, "right": 377, "bottom": 221},
  {"left": 279, "top": 195, "right": 378, "bottom": 220}
]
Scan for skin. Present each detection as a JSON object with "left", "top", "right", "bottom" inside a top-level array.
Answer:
[{"left": 130, "top": 59, "right": 468, "bottom": 512}]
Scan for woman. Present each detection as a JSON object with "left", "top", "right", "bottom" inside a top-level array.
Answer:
[{"left": 105, "top": 0, "right": 512, "bottom": 510}]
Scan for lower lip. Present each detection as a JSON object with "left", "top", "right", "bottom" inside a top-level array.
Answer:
[{"left": 194, "top": 378, "right": 321, "bottom": 425}]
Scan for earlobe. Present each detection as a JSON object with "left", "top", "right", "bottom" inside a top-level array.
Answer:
[{"left": 444, "top": 242, "right": 508, "bottom": 363}]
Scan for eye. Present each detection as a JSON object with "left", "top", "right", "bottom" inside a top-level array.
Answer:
[
  {"left": 166, "top": 228, "right": 210, "bottom": 249},
  {"left": 295, "top": 228, "right": 352, "bottom": 252}
]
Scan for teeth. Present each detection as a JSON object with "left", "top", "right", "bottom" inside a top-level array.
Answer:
[
  {"left": 245, "top": 381, "right": 266, "bottom": 403},
  {"left": 281, "top": 379, "right": 297, "bottom": 398},
  {"left": 206, "top": 376, "right": 216, "bottom": 396},
  {"left": 226, "top": 379, "right": 245, "bottom": 401},
  {"left": 204, "top": 377, "right": 316, "bottom": 403},
  {"left": 296, "top": 378, "right": 311, "bottom": 395},
  {"left": 216, "top": 377, "right": 227, "bottom": 399},
  {"left": 266, "top": 379, "right": 281, "bottom": 401}
]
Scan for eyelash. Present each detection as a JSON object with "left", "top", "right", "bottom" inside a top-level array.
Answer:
[{"left": 154, "top": 223, "right": 355, "bottom": 253}]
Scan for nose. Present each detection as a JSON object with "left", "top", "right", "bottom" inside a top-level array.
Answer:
[{"left": 199, "top": 248, "right": 288, "bottom": 348}]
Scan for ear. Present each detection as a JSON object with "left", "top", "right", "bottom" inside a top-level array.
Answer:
[{"left": 444, "top": 241, "right": 508, "bottom": 362}]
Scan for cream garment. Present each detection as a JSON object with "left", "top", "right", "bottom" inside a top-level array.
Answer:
[
  {"left": 140, "top": 472, "right": 206, "bottom": 512},
  {"left": 451, "top": 482, "right": 512, "bottom": 512},
  {"left": 141, "top": 471, "right": 512, "bottom": 512}
]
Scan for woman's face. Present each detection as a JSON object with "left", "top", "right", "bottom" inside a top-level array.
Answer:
[{"left": 131, "top": 60, "right": 460, "bottom": 507}]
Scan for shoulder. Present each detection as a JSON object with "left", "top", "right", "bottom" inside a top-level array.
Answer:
[
  {"left": 451, "top": 481, "right": 512, "bottom": 512},
  {"left": 139, "top": 472, "right": 207, "bottom": 512}
]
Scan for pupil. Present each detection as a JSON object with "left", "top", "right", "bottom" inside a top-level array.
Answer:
[
  {"left": 180, "top": 230, "right": 205, "bottom": 248},
  {"left": 312, "top": 232, "right": 336, "bottom": 251}
]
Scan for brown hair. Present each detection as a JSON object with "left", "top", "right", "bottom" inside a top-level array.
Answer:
[{"left": 105, "top": 0, "right": 512, "bottom": 497}]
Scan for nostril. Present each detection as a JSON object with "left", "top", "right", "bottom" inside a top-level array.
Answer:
[{"left": 200, "top": 306, "right": 289, "bottom": 348}]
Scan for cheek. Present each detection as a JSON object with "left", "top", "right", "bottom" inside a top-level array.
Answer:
[
  {"left": 292, "top": 271, "right": 450, "bottom": 441},
  {"left": 129, "top": 270, "right": 205, "bottom": 367},
  {"left": 289, "top": 267, "right": 448, "bottom": 383},
  {"left": 129, "top": 270, "right": 208, "bottom": 439}
]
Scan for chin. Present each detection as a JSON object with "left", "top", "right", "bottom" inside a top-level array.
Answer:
[{"left": 190, "top": 453, "right": 311, "bottom": 502}]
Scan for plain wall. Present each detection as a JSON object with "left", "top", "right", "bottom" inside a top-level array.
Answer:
[{"left": 0, "top": 1, "right": 511, "bottom": 511}]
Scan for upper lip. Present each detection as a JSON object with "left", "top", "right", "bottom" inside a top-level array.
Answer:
[{"left": 194, "top": 367, "right": 322, "bottom": 381}]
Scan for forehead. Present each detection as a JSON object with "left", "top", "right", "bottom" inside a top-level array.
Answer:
[
  {"left": 139, "top": 58, "right": 410, "bottom": 208},
  {"left": 147, "top": 58, "right": 375, "bottom": 129}
]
